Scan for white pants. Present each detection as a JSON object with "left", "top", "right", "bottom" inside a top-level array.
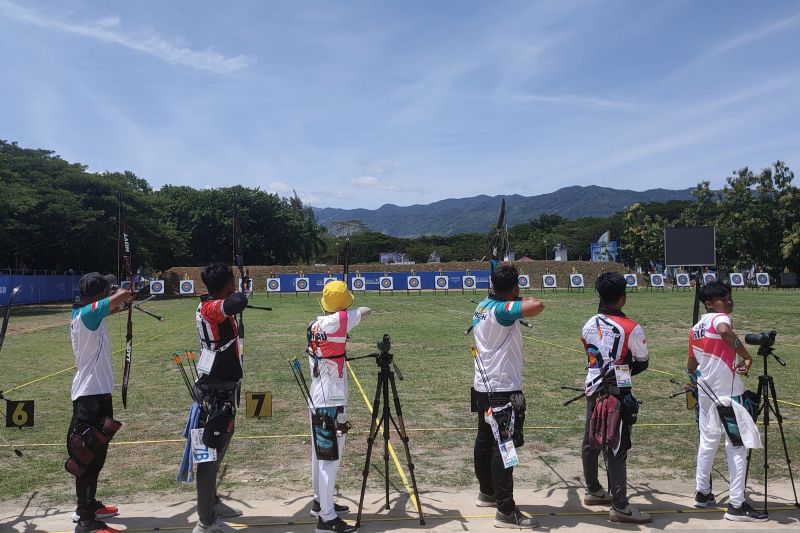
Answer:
[
  {"left": 696, "top": 394, "right": 747, "bottom": 507},
  {"left": 310, "top": 409, "right": 347, "bottom": 522}
]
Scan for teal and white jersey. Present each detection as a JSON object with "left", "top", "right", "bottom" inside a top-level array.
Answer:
[
  {"left": 471, "top": 297, "right": 525, "bottom": 392},
  {"left": 70, "top": 297, "right": 113, "bottom": 400}
]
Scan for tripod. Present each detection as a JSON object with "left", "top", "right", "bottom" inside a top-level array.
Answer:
[
  {"left": 745, "top": 345, "right": 800, "bottom": 513},
  {"left": 350, "top": 336, "right": 425, "bottom": 527}
]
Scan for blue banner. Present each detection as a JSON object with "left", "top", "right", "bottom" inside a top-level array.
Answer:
[
  {"left": 274, "top": 271, "right": 490, "bottom": 292},
  {"left": 0, "top": 274, "right": 82, "bottom": 305}
]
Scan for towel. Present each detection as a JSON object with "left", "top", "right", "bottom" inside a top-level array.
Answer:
[{"left": 176, "top": 401, "right": 201, "bottom": 483}]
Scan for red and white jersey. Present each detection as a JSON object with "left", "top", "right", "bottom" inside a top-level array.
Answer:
[
  {"left": 195, "top": 296, "right": 241, "bottom": 384},
  {"left": 307, "top": 309, "right": 363, "bottom": 407},
  {"left": 689, "top": 313, "right": 744, "bottom": 398},
  {"left": 581, "top": 313, "right": 649, "bottom": 395}
]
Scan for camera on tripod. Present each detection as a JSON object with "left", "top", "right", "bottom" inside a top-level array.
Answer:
[
  {"left": 377, "top": 334, "right": 391, "bottom": 354},
  {"left": 745, "top": 330, "right": 776, "bottom": 348}
]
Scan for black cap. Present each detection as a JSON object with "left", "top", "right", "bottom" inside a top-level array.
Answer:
[{"left": 79, "top": 273, "right": 117, "bottom": 298}]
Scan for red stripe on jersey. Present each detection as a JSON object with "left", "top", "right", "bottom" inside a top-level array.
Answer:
[{"left": 604, "top": 315, "right": 640, "bottom": 364}]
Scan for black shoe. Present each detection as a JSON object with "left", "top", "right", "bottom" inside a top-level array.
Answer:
[
  {"left": 310, "top": 499, "right": 350, "bottom": 517},
  {"left": 314, "top": 516, "right": 358, "bottom": 533},
  {"left": 74, "top": 520, "right": 119, "bottom": 533},
  {"left": 724, "top": 502, "right": 768, "bottom": 522},
  {"left": 694, "top": 490, "right": 716, "bottom": 508}
]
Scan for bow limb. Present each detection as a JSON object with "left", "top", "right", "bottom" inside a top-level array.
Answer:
[
  {"left": 0, "top": 285, "right": 22, "bottom": 353},
  {"left": 119, "top": 192, "right": 134, "bottom": 409}
]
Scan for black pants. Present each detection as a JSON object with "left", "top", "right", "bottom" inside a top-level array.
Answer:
[
  {"left": 195, "top": 385, "right": 237, "bottom": 526},
  {"left": 581, "top": 393, "right": 628, "bottom": 508},
  {"left": 67, "top": 394, "right": 114, "bottom": 522},
  {"left": 473, "top": 390, "right": 521, "bottom": 515}
]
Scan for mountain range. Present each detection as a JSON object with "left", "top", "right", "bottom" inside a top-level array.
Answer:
[{"left": 313, "top": 185, "right": 696, "bottom": 237}]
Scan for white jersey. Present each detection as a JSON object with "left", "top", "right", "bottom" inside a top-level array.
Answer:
[
  {"left": 581, "top": 312, "right": 649, "bottom": 396},
  {"left": 308, "top": 309, "right": 362, "bottom": 407},
  {"left": 471, "top": 297, "right": 525, "bottom": 392},
  {"left": 689, "top": 313, "right": 744, "bottom": 399},
  {"left": 70, "top": 298, "right": 114, "bottom": 400}
]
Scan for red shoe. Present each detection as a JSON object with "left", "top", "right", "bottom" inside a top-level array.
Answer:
[{"left": 71, "top": 502, "right": 119, "bottom": 522}]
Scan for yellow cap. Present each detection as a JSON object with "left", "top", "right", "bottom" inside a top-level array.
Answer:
[{"left": 319, "top": 280, "right": 354, "bottom": 313}]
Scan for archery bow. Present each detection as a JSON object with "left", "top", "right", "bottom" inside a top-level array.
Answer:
[
  {"left": 119, "top": 193, "right": 134, "bottom": 409},
  {"left": 232, "top": 192, "right": 247, "bottom": 359},
  {"left": 0, "top": 285, "right": 22, "bottom": 354},
  {"left": 489, "top": 198, "right": 505, "bottom": 296},
  {"left": 343, "top": 236, "right": 351, "bottom": 287}
]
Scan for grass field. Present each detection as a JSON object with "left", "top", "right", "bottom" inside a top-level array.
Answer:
[{"left": 1, "top": 288, "right": 799, "bottom": 506}]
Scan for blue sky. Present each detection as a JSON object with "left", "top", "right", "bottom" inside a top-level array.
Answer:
[{"left": 1, "top": 1, "right": 799, "bottom": 209}]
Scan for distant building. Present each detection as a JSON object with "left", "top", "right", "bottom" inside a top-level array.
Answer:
[
  {"left": 380, "top": 252, "right": 414, "bottom": 265},
  {"left": 554, "top": 243, "right": 568, "bottom": 261}
]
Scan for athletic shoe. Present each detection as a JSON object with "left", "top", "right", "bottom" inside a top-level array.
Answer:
[
  {"left": 476, "top": 491, "right": 497, "bottom": 507},
  {"left": 724, "top": 502, "right": 768, "bottom": 522},
  {"left": 493, "top": 508, "right": 539, "bottom": 528},
  {"left": 314, "top": 516, "right": 358, "bottom": 533},
  {"left": 609, "top": 504, "right": 652, "bottom": 524},
  {"left": 192, "top": 518, "right": 237, "bottom": 533},
  {"left": 74, "top": 520, "right": 119, "bottom": 533},
  {"left": 310, "top": 499, "right": 350, "bottom": 517},
  {"left": 583, "top": 488, "right": 613, "bottom": 506},
  {"left": 71, "top": 502, "right": 119, "bottom": 522},
  {"left": 694, "top": 490, "right": 716, "bottom": 508},
  {"left": 214, "top": 496, "right": 243, "bottom": 518}
]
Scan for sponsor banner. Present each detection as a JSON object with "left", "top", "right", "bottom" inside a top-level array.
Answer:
[
  {"left": 351, "top": 277, "right": 366, "bottom": 291},
  {"left": 518, "top": 275, "right": 530, "bottom": 289},
  {"left": 729, "top": 273, "right": 745, "bottom": 287},
  {"left": 150, "top": 280, "right": 165, "bottom": 295},
  {"left": 625, "top": 274, "right": 638, "bottom": 287},
  {"left": 542, "top": 274, "right": 557, "bottom": 288},
  {"left": 650, "top": 274, "right": 665, "bottom": 287},
  {"left": 266, "top": 278, "right": 281, "bottom": 292},
  {"left": 179, "top": 280, "right": 195, "bottom": 295},
  {"left": 570, "top": 274, "right": 584, "bottom": 288},
  {"left": 379, "top": 276, "right": 394, "bottom": 291},
  {"left": 675, "top": 273, "right": 691, "bottom": 287}
]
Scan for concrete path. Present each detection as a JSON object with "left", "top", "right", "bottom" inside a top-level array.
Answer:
[{"left": 2, "top": 483, "right": 799, "bottom": 532}]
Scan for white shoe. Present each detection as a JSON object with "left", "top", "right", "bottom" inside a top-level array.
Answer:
[{"left": 192, "top": 519, "right": 237, "bottom": 533}]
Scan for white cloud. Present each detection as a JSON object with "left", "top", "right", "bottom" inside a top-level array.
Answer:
[
  {"left": 0, "top": 0, "right": 255, "bottom": 74},
  {"left": 362, "top": 159, "right": 404, "bottom": 175},
  {"left": 267, "top": 181, "right": 292, "bottom": 194},
  {"left": 351, "top": 175, "right": 400, "bottom": 191}
]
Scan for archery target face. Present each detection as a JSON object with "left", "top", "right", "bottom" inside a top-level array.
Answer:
[
  {"left": 650, "top": 274, "right": 664, "bottom": 287},
  {"left": 180, "top": 281, "right": 194, "bottom": 294},
  {"left": 756, "top": 273, "right": 769, "bottom": 286},
  {"left": 570, "top": 274, "right": 584, "bottom": 287},
  {"left": 296, "top": 278, "right": 309, "bottom": 291},
  {"left": 518, "top": 275, "right": 530, "bottom": 288},
  {"left": 625, "top": 274, "right": 637, "bottom": 287},
  {"left": 352, "top": 277, "right": 365, "bottom": 290},
  {"left": 435, "top": 276, "right": 448, "bottom": 289},
  {"left": 380, "top": 277, "right": 393, "bottom": 290},
  {"left": 323, "top": 277, "right": 337, "bottom": 286},
  {"left": 676, "top": 274, "right": 690, "bottom": 287},
  {"left": 407, "top": 276, "right": 420, "bottom": 289},
  {"left": 730, "top": 273, "right": 744, "bottom": 286},
  {"left": 542, "top": 275, "right": 556, "bottom": 287},
  {"left": 463, "top": 276, "right": 476, "bottom": 288},
  {"left": 150, "top": 280, "right": 164, "bottom": 294},
  {"left": 267, "top": 278, "right": 280, "bottom": 291},
  {"left": 703, "top": 273, "right": 717, "bottom": 284}
]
